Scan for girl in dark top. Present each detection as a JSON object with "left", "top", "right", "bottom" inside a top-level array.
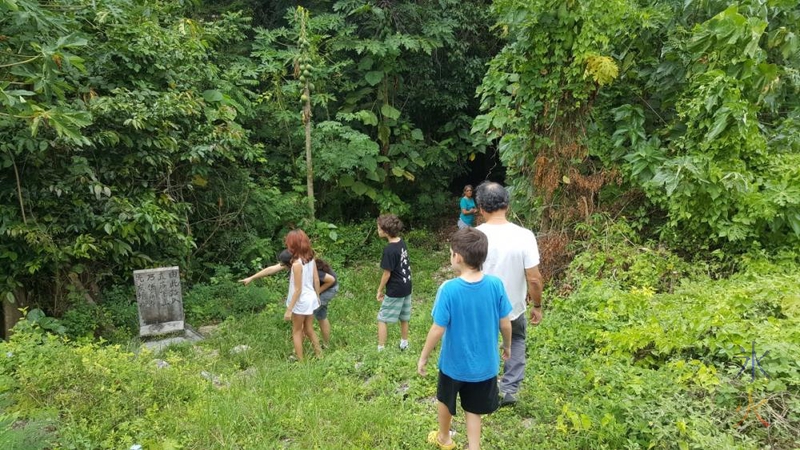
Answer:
[
  {"left": 240, "top": 250, "right": 339, "bottom": 347},
  {"left": 314, "top": 257, "right": 339, "bottom": 346}
]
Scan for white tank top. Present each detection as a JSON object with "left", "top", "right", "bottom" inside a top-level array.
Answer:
[{"left": 286, "top": 259, "right": 320, "bottom": 315}]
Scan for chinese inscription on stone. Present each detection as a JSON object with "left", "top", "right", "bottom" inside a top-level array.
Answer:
[{"left": 134, "top": 266, "right": 184, "bottom": 337}]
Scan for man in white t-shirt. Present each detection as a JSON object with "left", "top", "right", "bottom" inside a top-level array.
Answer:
[{"left": 475, "top": 182, "right": 544, "bottom": 406}]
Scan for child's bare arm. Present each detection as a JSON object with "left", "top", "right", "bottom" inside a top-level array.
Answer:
[
  {"left": 320, "top": 273, "right": 335, "bottom": 293},
  {"left": 376, "top": 269, "right": 391, "bottom": 301},
  {"left": 313, "top": 266, "right": 321, "bottom": 296},
  {"left": 239, "top": 263, "right": 286, "bottom": 285},
  {"left": 417, "top": 324, "right": 445, "bottom": 376}
]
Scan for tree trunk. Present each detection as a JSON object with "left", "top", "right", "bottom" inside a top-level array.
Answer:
[
  {"left": 2, "top": 288, "right": 26, "bottom": 340},
  {"left": 304, "top": 83, "right": 315, "bottom": 221}
]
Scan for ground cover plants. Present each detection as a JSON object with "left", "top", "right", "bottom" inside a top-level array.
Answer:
[{"left": 1, "top": 225, "right": 798, "bottom": 449}]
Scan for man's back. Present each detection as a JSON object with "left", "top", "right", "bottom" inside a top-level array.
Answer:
[{"left": 476, "top": 222, "right": 539, "bottom": 320}]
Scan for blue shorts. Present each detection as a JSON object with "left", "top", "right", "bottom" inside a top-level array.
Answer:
[
  {"left": 314, "top": 285, "right": 338, "bottom": 320},
  {"left": 377, "top": 294, "right": 412, "bottom": 323}
]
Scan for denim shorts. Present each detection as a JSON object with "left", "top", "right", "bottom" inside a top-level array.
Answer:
[{"left": 314, "top": 285, "right": 338, "bottom": 320}]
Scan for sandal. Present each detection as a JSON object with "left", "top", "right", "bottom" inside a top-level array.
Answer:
[{"left": 427, "top": 431, "right": 457, "bottom": 450}]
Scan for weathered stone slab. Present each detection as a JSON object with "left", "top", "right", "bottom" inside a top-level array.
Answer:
[{"left": 133, "top": 266, "right": 184, "bottom": 337}]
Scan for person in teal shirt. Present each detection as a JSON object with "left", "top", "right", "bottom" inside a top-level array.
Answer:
[{"left": 458, "top": 185, "right": 477, "bottom": 229}]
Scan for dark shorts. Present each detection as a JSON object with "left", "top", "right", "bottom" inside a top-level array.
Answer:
[
  {"left": 314, "top": 285, "right": 338, "bottom": 320},
  {"left": 313, "top": 303, "right": 328, "bottom": 320},
  {"left": 437, "top": 371, "right": 499, "bottom": 416}
]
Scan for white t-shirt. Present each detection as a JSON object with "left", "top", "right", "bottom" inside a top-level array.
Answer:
[{"left": 476, "top": 222, "right": 540, "bottom": 320}]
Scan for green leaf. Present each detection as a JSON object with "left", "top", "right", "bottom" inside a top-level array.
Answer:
[
  {"left": 378, "top": 124, "right": 390, "bottom": 146},
  {"left": 4, "top": 90, "right": 35, "bottom": 97},
  {"left": 203, "top": 90, "right": 224, "bottom": 102},
  {"left": 411, "top": 129, "right": 423, "bottom": 141},
  {"left": 56, "top": 34, "right": 88, "bottom": 49},
  {"left": 380, "top": 104, "right": 400, "bottom": 120},
  {"left": 357, "top": 110, "right": 378, "bottom": 126},
  {"left": 365, "top": 71, "right": 383, "bottom": 86},
  {"left": 352, "top": 181, "right": 368, "bottom": 195},
  {"left": 357, "top": 57, "right": 374, "bottom": 70},
  {"left": 27, "top": 308, "right": 45, "bottom": 322},
  {"left": 47, "top": 109, "right": 92, "bottom": 145},
  {"left": 339, "top": 175, "right": 355, "bottom": 187},
  {"left": 706, "top": 112, "right": 730, "bottom": 141}
]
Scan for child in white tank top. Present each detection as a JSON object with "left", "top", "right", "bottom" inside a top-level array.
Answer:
[{"left": 284, "top": 230, "right": 322, "bottom": 361}]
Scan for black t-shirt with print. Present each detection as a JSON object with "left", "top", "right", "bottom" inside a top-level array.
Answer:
[{"left": 380, "top": 239, "right": 412, "bottom": 297}]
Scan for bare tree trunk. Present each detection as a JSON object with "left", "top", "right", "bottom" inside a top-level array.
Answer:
[
  {"left": 2, "top": 289, "right": 26, "bottom": 340},
  {"left": 304, "top": 83, "right": 315, "bottom": 221}
]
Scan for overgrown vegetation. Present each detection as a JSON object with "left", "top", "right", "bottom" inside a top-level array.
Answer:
[
  {"left": 1, "top": 226, "right": 798, "bottom": 449},
  {"left": 1, "top": 0, "right": 799, "bottom": 447},
  {"left": 1, "top": 0, "right": 491, "bottom": 334},
  {"left": 474, "top": 0, "right": 800, "bottom": 250}
]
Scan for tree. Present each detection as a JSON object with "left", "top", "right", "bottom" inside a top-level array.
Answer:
[
  {"left": 0, "top": 0, "right": 265, "bottom": 335},
  {"left": 296, "top": 7, "right": 316, "bottom": 220},
  {"left": 473, "top": 0, "right": 645, "bottom": 231}
]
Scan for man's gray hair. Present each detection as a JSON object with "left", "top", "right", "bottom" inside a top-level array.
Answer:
[{"left": 475, "top": 182, "right": 509, "bottom": 213}]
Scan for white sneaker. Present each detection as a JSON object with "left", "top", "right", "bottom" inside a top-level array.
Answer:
[{"left": 399, "top": 340, "right": 409, "bottom": 351}]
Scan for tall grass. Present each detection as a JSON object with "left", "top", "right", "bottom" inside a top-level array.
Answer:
[{"left": 1, "top": 232, "right": 798, "bottom": 449}]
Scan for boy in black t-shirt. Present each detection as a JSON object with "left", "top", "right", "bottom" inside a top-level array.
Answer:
[{"left": 375, "top": 214, "right": 412, "bottom": 352}]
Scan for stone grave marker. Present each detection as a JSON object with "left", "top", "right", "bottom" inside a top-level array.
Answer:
[{"left": 134, "top": 266, "right": 184, "bottom": 337}]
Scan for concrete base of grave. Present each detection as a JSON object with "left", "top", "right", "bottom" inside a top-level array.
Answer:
[{"left": 140, "top": 325, "right": 204, "bottom": 353}]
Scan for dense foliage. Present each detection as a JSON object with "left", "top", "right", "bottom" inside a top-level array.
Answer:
[
  {"left": 1, "top": 0, "right": 494, "bottom": 326},
  {"left": 1, "top": 1, "right": 799, "bottom": 446},
  {"left": 474, "top": 0, "right": 800, "bottom": 249}
]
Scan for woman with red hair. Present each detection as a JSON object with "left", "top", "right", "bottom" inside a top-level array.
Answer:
[{"left": 284, "top": 229, "right": 322, "bottom": 360}]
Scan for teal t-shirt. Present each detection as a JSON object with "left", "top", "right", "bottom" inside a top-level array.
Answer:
[
  {"left": 432, "top": 275, "right": 512, "bottom": 382},
  {"left": 459, "top": 197, "right": 476, "bottom": 226}
]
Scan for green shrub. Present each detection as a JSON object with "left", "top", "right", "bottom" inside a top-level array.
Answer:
[
  {"left": 405, "top": 228, "right": 443, "bottom": 251},
  {"left": 306, "top": 220, "right": 384, "bottom": 268},
  {"left": 184, "top": 279, "right": 279, "bottom": 324},
  {"left": 1, "top": 321, "right": 207, "bottom": 449},
  {"left": 59, "top": 286, "right": 139, "bottom": 343}
]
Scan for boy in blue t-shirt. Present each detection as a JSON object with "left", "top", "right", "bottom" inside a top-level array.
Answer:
[{"left": 417, "top": 228, "right": 512, "bottom": 450}]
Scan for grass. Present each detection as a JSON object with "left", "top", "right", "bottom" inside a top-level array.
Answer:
[{"left": 2, "top": 238, "right": 798, "bottom": 449}]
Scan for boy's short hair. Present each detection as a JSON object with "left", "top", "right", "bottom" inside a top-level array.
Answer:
[
  {"left": 450, "top": 228, "right": 488, "bottom": 271},
  {"left": 377, "top": 214, "right": 404, "bottom": 237},
  {"left": 475, "top": 181, "right": 509, "bottom": 213}
]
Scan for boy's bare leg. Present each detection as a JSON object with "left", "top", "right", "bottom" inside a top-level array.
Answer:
[
  {"left": 377, "top": 321, "right": 388, "bottom": 347},
  {"left": 400, "top": 320, "right": 409, "bottom": 341},
  {"left": 303, "top": 315, "right": 322, "bottom": 356},
  {"left": 437, "top": 402, "right": 455, "bottom": 446},
  {"left": 465, "top": 412, "right": 482, "bottom": 450}
]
